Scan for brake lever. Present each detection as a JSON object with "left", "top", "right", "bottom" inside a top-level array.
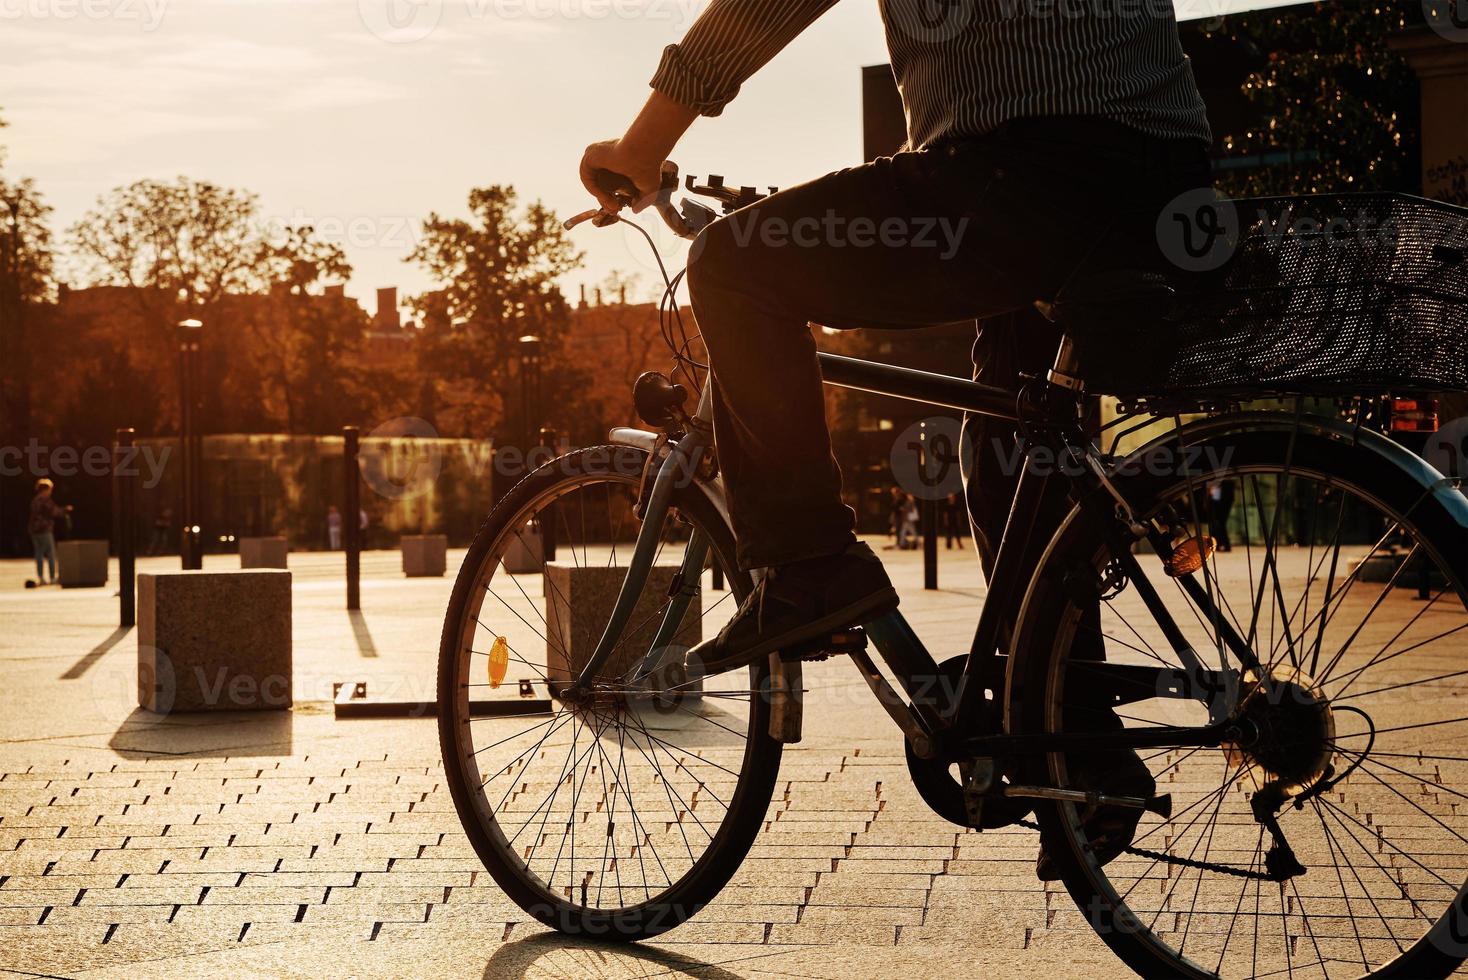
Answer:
[{"left": 560, "top": 162, "right": 704, "bottom": 240}]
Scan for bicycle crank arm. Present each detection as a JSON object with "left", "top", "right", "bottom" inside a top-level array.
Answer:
[
  {"left": 848, "top": 648, "right": 935, "bottom": 759},
  {"left": 1003, "top": 784, "right": 1173, "bottom": 817}
]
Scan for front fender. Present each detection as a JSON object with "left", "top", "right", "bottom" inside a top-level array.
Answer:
[{"left": 1122, "top": 411, "right": 1468, "bottom": 531}]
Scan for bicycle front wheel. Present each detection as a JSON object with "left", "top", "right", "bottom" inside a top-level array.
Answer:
[
  {"left": 1010, "top": 422, "right": 1468, "bottom": 979},
  {"left": 437, "top": 445, "right": 783, "bottom": 940}
]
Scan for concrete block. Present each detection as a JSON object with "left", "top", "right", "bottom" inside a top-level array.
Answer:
[
  {"left": 501, "top": 521, "right": 542, "bottom": 574},
  {"left": 401, "top": 535, "right": 447, "bottom": 577},
  {"left": 544, "top": 562, "right": 699, "bottom": 685},
  {"left": 239, "top": 536, "right": 289, "bottom": 569},
  {"left": 57, "top": 539, "right": 109, "bottom": 588},
  {"left": 137, "top": 571, "right": 292, "bottom": 713}
]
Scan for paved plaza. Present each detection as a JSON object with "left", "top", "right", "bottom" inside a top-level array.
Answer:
[{"left": 0, "top": 540, "right": 1463, "bottom": 978}]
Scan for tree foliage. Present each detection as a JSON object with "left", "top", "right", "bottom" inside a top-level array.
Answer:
[
  {"left": 0, "top": 111, "right": 55, "bottom": 442},
  {"left": 408, "top": 186, "right": 586, "bottom": 440},
  {"left": 1204, "top": 1, "right": 1423, "bottom": 197},
  {"left": 70, "top": 177, "right": 262, "bottom": 310},
  {"left": 246, "top": 226, "right": 373, "bottom": 433}
]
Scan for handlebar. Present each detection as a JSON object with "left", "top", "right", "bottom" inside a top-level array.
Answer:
[{"left": 565, "top": 163, "right": 777, "bottom": 242}]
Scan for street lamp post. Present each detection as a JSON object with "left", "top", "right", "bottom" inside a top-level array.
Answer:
[
  {"left": 518, "top": 334, "right": 542, "bottom": 453},
  {"left": 178, "top": 318, "right": 204, "bottom": 569}
]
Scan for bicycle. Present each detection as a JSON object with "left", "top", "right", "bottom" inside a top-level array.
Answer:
[{"left": 437, "top": 166, "right": 1468, "bottom": 978}]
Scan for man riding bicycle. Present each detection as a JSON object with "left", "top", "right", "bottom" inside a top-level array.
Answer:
[{"left": 580, "top": 0, "right": 1215, "bottom": 876}]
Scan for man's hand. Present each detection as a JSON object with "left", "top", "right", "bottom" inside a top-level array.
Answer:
[
  {"left": 579, "top": 91, "right": 699, "bottom": 215},
  {"left": 579, "top": 140, "right": 665, "bottom": 214}
]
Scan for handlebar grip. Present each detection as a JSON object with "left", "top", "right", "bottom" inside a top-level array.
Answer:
[{"left": 592, "top": 168, "right": 640, "bottom": 207}]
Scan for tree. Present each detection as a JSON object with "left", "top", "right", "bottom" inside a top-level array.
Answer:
[
  {"left": 1202, "top": 2, "right": 1424, "bottom": 197},
  {"left": 407, "top": 186, "right": 587, "bottom": 439},
  {"left": 0, "top": 111, "right": 54, "bottom": 444},
  {"left": 70, "top": 177, "right": 261, "bottom": 309},
  {"left": 247, "top": 226, "right": 372, "bottom": 433},
  {"left": 68, "top": 177, "right": 265, "bottom": 432}
]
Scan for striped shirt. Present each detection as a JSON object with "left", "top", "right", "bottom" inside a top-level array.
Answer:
[{"left": 650, "top": 0, "right": 1212, "bottom": 150}]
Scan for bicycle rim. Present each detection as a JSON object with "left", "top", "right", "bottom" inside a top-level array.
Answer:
[
  {"left": 1018, "top": 433, "right": 1468, "bottom": 978},
  {"left": 437, "top": 447, "right": 781, "bottom": 936}
]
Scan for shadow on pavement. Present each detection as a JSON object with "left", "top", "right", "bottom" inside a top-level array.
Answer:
[
  {"left": 350, "top": 609, "right": 379, "bottom": 658},
  {"left": 60, "top": 625, "right": 133, "bottom": 679},
  {"left": 482, "top": 931, "right": 752, "bottom": 980},
  {"left": 106, "top": 707, "right": 295, "bottom": 758}
]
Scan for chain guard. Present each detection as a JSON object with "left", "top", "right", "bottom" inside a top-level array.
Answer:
[{"left": 904, "top": 656, "right": 1034, "bottom": 830}]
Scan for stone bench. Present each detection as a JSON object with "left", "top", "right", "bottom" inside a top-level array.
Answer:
[
  {"left": 137, "top": 570, "right": 292, "bottom": 713},
  {"left": 544, "top": 562, "right": 700, "bottom": 687},
  {"left": 57, "top": 539, "right": 109, "bottom": 588},
  {"left": 239, "top": 536, "right": 289, "bottom": 569},
  {"left": 401, "top": 534, "right": 448, "bottom": 577}
]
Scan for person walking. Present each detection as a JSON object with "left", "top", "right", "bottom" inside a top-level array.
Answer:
[
  {"left": 898, "top": 493, "right": 919, "bottom": 550},
  {"left": 887, "top": 486, "right": 905, "bottom": 548},
  {"left": 327, "top": 505, "right": 343, "bottom": 551},
  {"left": 942, "top": 492, "right": 967, "bottom": 550},
  {"left": 29, "top": 479, "right": 72, "bottom": 585},
  {"left": 1208, "top": 479, "right": 1235, "bottom": 552},
  {"left": 149, "top": 507, "right": 173, "bottom": 556}
]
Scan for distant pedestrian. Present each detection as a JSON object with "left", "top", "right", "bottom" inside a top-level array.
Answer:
[
  {"left": 1208, "top": 479, "right": 1235, "bottom": 552},
  {"left": 898, "top": 494, "right": 920, "bottom": 550},
  {"left": 149, "top": 507, "right": 173, "bottom": 556},
  {"left": 327, "top": 505, "right": 343, "bottom": 550},
  {"left": 888, "top": 487, "right": 905, "bottom": 545},
  {"left": 28, "top": 478, "right": 72, "bottom": 584},
  {"left": 942, "top": 492, "right": 967, "bottom": 550}
]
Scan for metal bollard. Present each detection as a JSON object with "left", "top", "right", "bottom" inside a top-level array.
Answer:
[
  {"left": 538, "top": 426, "right": 557, "bottom": 563},
  {"left": 344, "top": 426, "right": 361, "bottom": 611},
  {"left": 115, "top": 427, "right": 137, "bottom": 627},
  {"left": 922, "top": 495, "right": 938, "bottom": 590}
]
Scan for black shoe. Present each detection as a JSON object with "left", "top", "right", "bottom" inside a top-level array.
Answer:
[
  {"left": 685, "top": 541, "right": 899, "bottom": 676},
  {"left": 1035, "top": 748, "right": 1155, "bottom": 882}
]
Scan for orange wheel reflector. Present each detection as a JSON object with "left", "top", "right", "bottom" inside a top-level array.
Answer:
[
  {"left": 488, "top": 636, "right": 510, "bottom": 689},
  {"left": 1165, "top": 536, "right": 1215, "bottom": 577}
]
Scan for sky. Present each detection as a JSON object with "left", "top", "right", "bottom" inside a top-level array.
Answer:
[{"left": 1, "top": 0, "right": 1316, "bottom": 315}]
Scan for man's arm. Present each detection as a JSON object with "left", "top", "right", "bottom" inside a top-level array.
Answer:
[{"left": 580, "top": 0, "right": 839, "bottom": 213}]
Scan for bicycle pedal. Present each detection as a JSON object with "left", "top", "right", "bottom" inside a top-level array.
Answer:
[{"left": 781, "top": 627, "right": 868, "bottom": 662}]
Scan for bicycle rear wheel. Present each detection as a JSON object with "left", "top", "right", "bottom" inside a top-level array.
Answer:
[
  {"left": 437, "top": 445, "right": 782, "bottom": 939},
  {"left": 1010, "top": 423, "right": 1468, "bottom": 978}
]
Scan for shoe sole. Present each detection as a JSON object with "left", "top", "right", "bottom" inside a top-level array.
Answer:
[{"left": 689, "top": 586, "right": 901, "bottom": 678}]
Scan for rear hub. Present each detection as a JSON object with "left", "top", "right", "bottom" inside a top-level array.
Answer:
[{"left": 1223, "top": 666, "right": 1336, "bottom": 800}]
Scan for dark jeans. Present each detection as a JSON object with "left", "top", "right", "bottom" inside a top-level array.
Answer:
[
  {"left": 31, "top": 532, "right": 56, "bottom": 581},
  {"left": 689, "top": 116, "right": 1213, "bottom": 576}
]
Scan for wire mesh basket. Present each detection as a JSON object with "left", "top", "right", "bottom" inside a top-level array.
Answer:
[{"left": 1080, "top": 193, "right": 1468, "bottom": 399}]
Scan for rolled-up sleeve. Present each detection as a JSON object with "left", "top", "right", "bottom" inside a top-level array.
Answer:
[{"left": 650, "top": 0, "right": 840, "bottom": 116}]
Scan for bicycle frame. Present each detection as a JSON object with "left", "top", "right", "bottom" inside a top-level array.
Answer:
[{"left": 570, "top": 341, "right": 1235, "bottom": 764}]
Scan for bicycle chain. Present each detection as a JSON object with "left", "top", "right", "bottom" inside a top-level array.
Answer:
[{"left": 1013, "top": 818, "right": 1276, "bottom": 881}]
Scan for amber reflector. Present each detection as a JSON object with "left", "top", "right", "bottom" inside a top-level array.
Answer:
[
  {"left": 1166, "top": 537, "right": 1215, "bottom": 577},
  {"left": 487, "top": 636, "right": 510, "bottom": 689}
]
